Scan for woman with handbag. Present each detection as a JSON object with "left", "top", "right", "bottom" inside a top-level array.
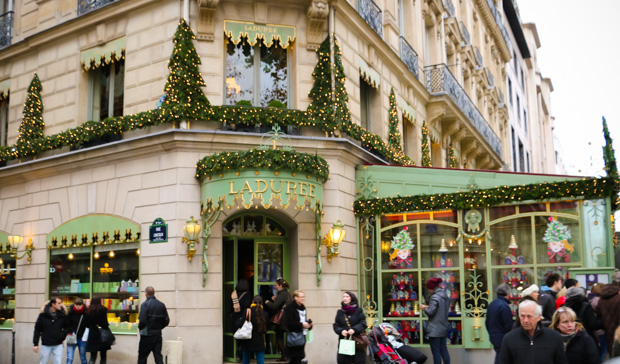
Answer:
[
  {"left": 84, "top": 297, "right": 111, "bottom": 364},
  {"left": 66, "top": 297, "right": 88, "bottom": 364},
  {"left": 230, "top": 279, "right": 252, "bottom": 361},
  {"left": 265, "top": 278, "right": 291, "bottom": 362},
  {"left": 283, "top": 290, "right": 312, "bottom": 364},
  {"left": 333, "top": 291, "right": 367, "bottom": 364},
  {"left": 239, "top": 296, "right": 269, "bottom": 364}
]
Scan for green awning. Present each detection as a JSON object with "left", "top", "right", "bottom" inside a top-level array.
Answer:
[
  {"left": 80, "top": 37, "right": 126, "bottom": 71},
  {"left": 358, "top": 56, "right": 380, "bottom": 89},
  {"left": 47, "top": 214, "right": 140, "bottom": 248},
  {"left": 0, "top": 79, "right": 9, "bottom": 101},
  {"left": 224, "top": 21, "right": 296, "bottom": 48},
  {"left": 398, "top": 95, "right": 416, "bottom": 124}
]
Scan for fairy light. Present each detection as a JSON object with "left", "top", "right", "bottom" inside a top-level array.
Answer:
[{"left": 421, "top": 121, "right": 431, "bottom": 167}]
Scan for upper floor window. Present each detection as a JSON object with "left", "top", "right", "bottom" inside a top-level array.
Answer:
[
  {"left": 516, "top": 95, "right": 520, "bottom": 122},
  {"left": 87, "top": 60, "right": 124, "bottom": 121},
  {"left": 508, "top": 79, "right": 512, "bottom": 105},
  {"left": 524, "top": 111, "right": 528, "bottom": 133},
  {"left": 0, "top": 94, "right": 8, "bottom": 147}
]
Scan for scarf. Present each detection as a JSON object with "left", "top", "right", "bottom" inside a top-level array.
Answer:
[
  {"left": 341, "top": 303, "right": 358, "bottom": 315},
  {"left": 73, "top": 305, "right": 85, "bottom": 314},
  {"left": 560, "top": 331, "right": 577, "bottom": 350}
]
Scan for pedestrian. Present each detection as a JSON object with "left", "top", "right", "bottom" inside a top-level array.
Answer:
[
  {"left": 85, "top": 297, "right": 110, "bottom": 364},
  {"left": 378, "top": 322, "right": 427, "bottom": 363},
  {"left": 562, "top": 286, "right": 602, "bottom": 345},
  {"left": 420, "top": 277, "right": 450, "bottom": 364},
  {"left": 66, "top": 297, "right": 88, "bottom": 364},
  {"left": 231, "top": 279, "right": 252, "bottom": 361},
  {"left": 555, "top": 278, "right": 579, "bottom": 308},
  {"left": 33, "top": 297, "right": 69, "bottom": 364},
  {"left": 590, "top": 283, "right": 607, "bottom": 361},
  {"left": 521, "top": 284, "right": 540, "bottom": 301},
  {"left": 265, "top": 278, "right": 291, "bottom": 362},
  {"left": 333, "top": 291, "right": 367, "bottom": 364},
  {"left": 612, "top": 325, "right": 620, "bottom": 358},
  {"left": 498, "top": 300, "right": 567, "bottom": 364},
  {"left": 538, "top": 273, "right": 563, "bottom": 326},
  {"left": 239, "top": 295, "right": 268, "bottom": 364},
  {"left": 138, "top": 286, "right": 170, "bottom": 364},
  {"left": 485, "top": 283, "right": 514, "bottom": 364},
  {"left": 283, "top": 290, "right": 312, "bottom": 364},
  {"left": 550, "top": 306, "right": 599, "bottom": 364},
  {"left": 595, "top": 271, "right": 620, "bottom": 356}
]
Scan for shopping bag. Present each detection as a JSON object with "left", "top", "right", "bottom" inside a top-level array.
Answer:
[
  {"left": 233, "top": 309, "right": 252, "bottom": 339},
  {"left": 305, "top": 329, "right": 313, "bottom": 344},
  {"left": 286, "top": 331, "right": 305, "bottom": 347},
  {"left": 81, "top": 328, "right": 90, "bottom": 342},
  {"left": 338, "top": 337, "right": 356, "bottom": 355}
]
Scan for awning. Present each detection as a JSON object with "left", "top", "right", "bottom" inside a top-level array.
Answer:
[
  {"left": 0, "top": 79, "right": 9, "bottom": 101},
  {"left": 398, "top": 95, "right": 416, "bottom": 124},
  {"left": 80, "top": 37, "right": 126, "bottom": 71},
  {"left": 224, "top": 21, "right": 296, "bottom": 49},
  {"left": 47, "top": 214, "right": 140, "bottom": 248},
  {"left": 358, "top": 57, "right": 380, "bottom": 89}
]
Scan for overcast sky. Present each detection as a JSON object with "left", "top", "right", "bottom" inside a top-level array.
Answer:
[{"left": 517, "top": 0, "right": 620, "bottom": 177}]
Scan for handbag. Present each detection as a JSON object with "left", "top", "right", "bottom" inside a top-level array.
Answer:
[
  {"left": 233, "top": 309, "right": 252, "bottom": 340},
  {"left": 338, "top": 336, "right": 356, "bottom": 355},
  {"left": 100, "top": 327, "right": 116, "bottom": 346},
  {"left": 66, "top": 314, "right": 83, "bottom": 345},
  {"left": 270, "top": 306, "right": 285, "bottom": 325},
  {"left": 81, "top": 327, "right": 90, "bottom": 342},
  {"left": 344, "top": 313, "right": 369, "bottom": 349},
  {"left": 286, "top": 331, "right": 305, "bottom": 347}
]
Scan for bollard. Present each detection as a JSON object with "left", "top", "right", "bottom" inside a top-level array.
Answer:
[{"left": 163, "top": 339, "right": 182, "bottom": 364}]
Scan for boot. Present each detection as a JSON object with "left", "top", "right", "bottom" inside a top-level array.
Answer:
[{"left": 276, "top": 341, "right": 287, "bottom": 362}]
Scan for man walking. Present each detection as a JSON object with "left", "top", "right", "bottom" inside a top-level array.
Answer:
[
  {"left": 538, "top": 273, "right": 562, "bottom": 326},
  {"left": 138, "top": 286, "right": 170, "bottom": 364},
  {"left": 596, "top": 271, "right": 620, "bottom": 356},
  {"left": 485, "top": 283, "right": 514, "bottom": 364},
  {"left": 33, "top": 297, "right": 69, "bottom": 364},
  {"left": 498, "top": 300, "right": 566, "bottom": 364}
]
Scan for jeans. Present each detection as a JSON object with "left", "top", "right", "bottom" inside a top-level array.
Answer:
[
  {"left": 40, "top": 344, "right": 63, "bottom": 364},
  {"left": 66, "top": 339, "right": 88, "bottom": 364},
  {"left": 429, "top": 337, "right": 450, "bottom": 364},
  {"left": 138, "top": 335, "right": 163, "bottom": 364},
  {"left": 242, "top": 350, "right": 265, "bottom": 364}
]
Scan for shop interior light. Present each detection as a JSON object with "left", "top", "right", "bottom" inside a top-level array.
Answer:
[
  {"left": 109, "top": 250, "right": 115, "bottom": 258},
  {"left": 182, "top": 216, "right": 202, "bottom": 262},
  {"left": 68, "top": 253, "right": 74, "bottom": 260},
  {"left": 94, "top": 251, "right": 100, "bottom": 259},
  {"left": 322, "top": 220, "right": 346, "bottom": 262}
]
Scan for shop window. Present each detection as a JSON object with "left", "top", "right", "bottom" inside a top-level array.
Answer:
[
  {"left": 421, "top": 270, "right": 462, "bottom": 345},
  {"left": 490, "top": 267, "right": 535, "bottom": 316},
  {"left": 380, "top": 224, "right": 419, "bottom": 270},
  {"left": 489, "top": 205, "right": 516, "bottom": 221},
  {"left": 223, "top": 215, "right": 286, "bottom": 237},
  {"left": 225, "top": 36, "right": 289, "bottom": 107},
  {"left": 88, "top": 59, "right": 125, "bottom": 122},
  {"left": 549, "top": 201, "right": 579, "bottom": 215},
  {"left": 0, "top": 96, "right": 8, "bottom": 147},
  {"left": 420, "top": 224, "right": 459, "bottom": 269},
  {"left": 0, "top": 254, "right": 15, "bottom": 329},
  {"left": 381, "top": 214, "right": 406, "bottom": 226},
  {"left": 534, "top": 215, "right": 580, "bottom": 264},
  {"left": 489, "top": 217, "right": 533, "bottom": 266},
  {"left": 518, "top": 203, "right": 546, "bottom": 214}
]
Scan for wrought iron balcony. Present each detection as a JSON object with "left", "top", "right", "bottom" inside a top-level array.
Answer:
[
  {"left": 486, "top": 68, "right": 494, "bottom": 87},
  {"left": 474, "top": 46, "right": 483, "bottom": 68},
  {"left": 443, "top": 0, "right": 456, "bottom": 17},
  {"left": 399, "top": 36, "right": 419, "bottom": 80},
  {"left": 486, "top": 0, "right": 512, "bottom": 52},
  {"left": 0, "top": 11, "right": 13, "bottom": 49},
  {"left": 460, "top": 21, "right": 471, "bottom": 46},
  {"left": 358, "top": 0, "right": 383, "bottom": 38},
  {"left": 424, "top": 64, "right": 501, "bottom": 156},
  {"left": 498, "top": 90, "right": 505, "bottom": 108},
  {"left": 78, "top": 0, "right": 120, "bottom": 16}
]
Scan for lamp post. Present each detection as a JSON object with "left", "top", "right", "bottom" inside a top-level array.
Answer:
[{"left": 182, "top": 216, "right": 202, "bottom": 262}]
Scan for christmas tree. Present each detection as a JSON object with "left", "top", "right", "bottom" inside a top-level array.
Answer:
[
  {"left": 543, "top": 217, "right": 572, "bottom": 243},
  {"left": 388, "top": 88, "right": 402, "bottom": 150},
  {"left": 162, "top": 19, "right": 210, "bottom": 121},
  {"left": 602, "top": 117, "right": 619, "bottom": 212},
  {"left": 16, "top": 74, "right": 45, "bottom": 157},
  {"left": 421, "top": 121, "right": 431, "bottom": 167},
  {"left": 448, "top": 143, "right": 457, "bottom": 168},
  {"left": 391, "top": 226, "right": 414, "bottom": 250}
]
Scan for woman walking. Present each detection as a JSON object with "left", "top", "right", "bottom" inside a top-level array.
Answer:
[
  {"left": 239, "top": 295, "right": 268, "bottom": 364},
  {"left": 283, "top": 290, "right": 312, "bottom": 364},
  {"left": 66, "top": 297, "right": 88, "bottom": 364},
  {"left": 420, "top": 277, "right": 450, "bottom": 364},
  {"left": 333, "top": 291, "right": 367, "bottom": 364},
  {"left": 265, "top": 278, "right": 291, "bottom": 362},
  {"left": 85, "top": 297, "right": 110, "bottom": 364},
  {"left": 550, "top": 306, "right": 599, "bottom": 364}
]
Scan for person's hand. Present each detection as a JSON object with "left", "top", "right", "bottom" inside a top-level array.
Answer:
[
  {"left": 265, "top": 300, "right": 269, "bottom": 304},
  {"left": 341, "top": 329, "right": 348, "bottom": 336},
  {"left": 420, "top": 304, "right": 428, "bottom": 310},
  {"left": 271, "top": 296, "right": 276, "bottom": 301},
  {"left": 303, "top": 322, "right": 311, "bottom": 329},
  {"left": 33, "top": 346, "right": 38, "bottom": 353},
  {"left": 347, "top": 329, "right": 355, "bottom": 336}
]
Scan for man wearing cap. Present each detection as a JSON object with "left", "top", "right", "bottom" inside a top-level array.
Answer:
[
  {"left": 486, "top": 283, "right": 514, "bottom": 364},
  {"left": 595, "top": 271, "right": 620, "bottom": 354},
  {"left": 420, "top": 277, "right": 450, "bottom": 364}
]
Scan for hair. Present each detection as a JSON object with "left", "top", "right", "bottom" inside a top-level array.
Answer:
[
  {"left": 615, "top": 325, "right": 620, "bottom": 343},
  {"left": 145, "top": 286, "right": 155, "bottom": 297},
  {"left": 545, "top": 273, "right": 562, "bottom": 288},
  {"left": 564, "top": 278, "right": 578, "bottom": 289},
  {"left": 74, "top": 297, "right": 84, "bottom": 305},
  {"left": 252, "top": 295, "right": 267, "bottom": 334},
  {"left": 344, "top": 291, "right": 359, "bottom": 305},
  {"left": 550, "top": 306, "right": 582, "bottom": 331},
  {"left": 518, "top": 300, "right": 542, "bottom": 318},
  {"left": 276, "top": 278, "right": 289, "bottom": 290},
  {"left": 87, "top": 297, "right": 105, "bottom": 314},
  {"left": 496, "top": 283, "right": 510, "bottom": 297},
  {"left": 556, "top": 287, "right": 567, "bottom": 299},
  {"left": 235, "top": 279, "right": 249, "bottom": 293},
  {"left": 47, "top": 296, "right": 61, "bottom": 309},
  {"left": 591, "top": 283, "right": 602, "bottom": 296},
  {"left": 292, "top": 290, "right": 305, "bottom": 300}
]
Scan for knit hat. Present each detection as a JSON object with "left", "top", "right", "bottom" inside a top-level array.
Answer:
[
  {"left": 521, "top": 284, "right": 539, "bottom": 298},
  {"left": 496, "top": 283, "right": 511, "bottom": 297},
  {"left": 426, "top": 277, "right": 443, "bottom": 291},
  {"left": 565, "top": 286, "right": 586, "bottom": 299}
]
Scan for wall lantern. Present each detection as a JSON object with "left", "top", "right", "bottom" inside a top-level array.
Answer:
[
  {"left": 2, "top": 235, "right": 35, "bottom": 264},
  {"left": 182, "top": 216, "right": 202, "bottom": 262},
  {"left": 322, "top": 220, "right": 346, "bottom": 262}
]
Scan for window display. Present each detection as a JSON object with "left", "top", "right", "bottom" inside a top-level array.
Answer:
[{"left": 0, "top": 254, "right": 15, "bottom": 329}]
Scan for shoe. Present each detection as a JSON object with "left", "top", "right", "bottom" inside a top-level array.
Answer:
[{"left": 276, "top": 358, "right": 288, "bottom": 362}]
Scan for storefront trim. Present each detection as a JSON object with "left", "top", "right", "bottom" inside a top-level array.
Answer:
[
  {"left": 224, "top": 20, "right": 296, "bottom": 49},
  {"left": 47, "top": 214, "right": 141, "bottom": 248}
]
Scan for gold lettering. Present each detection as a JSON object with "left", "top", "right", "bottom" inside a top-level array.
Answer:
[
  {"left": 256, "top": 179, "right": 268, "bottom": 193},
  {"left": 299, "top": 182, "right": 308, "bottom": 196},
  {"left": 241, "top": 181, "right": 253, "bottom": 193},
  {"left": 270, "top": 180, "right": 283, "bottom": 193},
  {"left": 229, "top": 181, "right": 238, "bottom": 194},
  {"left": 309, "top": 184, "right": 316, "bottom": 198},
  {"left": 286, "top": 181, "right": 297, "bottom": 195}
]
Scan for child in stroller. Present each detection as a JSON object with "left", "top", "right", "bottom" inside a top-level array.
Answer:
[{"left": 368, "top": 323, "right": 428, "bottom": 364}]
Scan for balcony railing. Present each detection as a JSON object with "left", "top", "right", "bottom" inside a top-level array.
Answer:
[
  {"left": 358, "top": 0, "right": 383, "bottom": 38},
  {"left": 443, "top": 0, "right": 456, "bottom": 17},
  {"left": 460, "top": 21, "right": 471, "bottom": 45},
  {"left": 0, "top": 11, "right": 13, "bottom": 49},
  {"left": 486, "top": 0, "right": 512, "bottom": 52},
  {"left": 474, "top": 46, "right": 483, "bottom": 67},
  {"left": 486, "top": 68, "right": 494, "bottom": 87},
  {"left": 399, "top": 36, "right": 419, "bottom": 80},
  {"left": 78, "top": 0, "right": 120, "bottom": 16},
  {"left": 498, "top": 90, "right": 505, "bottom": 108},
  {"left": 424, "top": 64, "right": 502, "bottom": 156}
]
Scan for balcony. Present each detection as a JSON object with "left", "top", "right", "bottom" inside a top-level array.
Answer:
[
  {"left": 485, "top": 0, "right": 512, "bottom": 52},
  {"left": 358, "top": 0, "right": 383, "bottom": 38},
  {"left": 424, "top": 64, "right": 501, "bottom": 156},
  {"left": 399, "top": 36, "right": 419, "bottom": 80},
  {"left": 78, "top": 0, "right": 120, "bottom": 16},
  {"left": 0, "top": 11, "right": 13, "bottom": 49},
  {"left": 460, "top": 21, "right": 471, "bottom": 46},
  {"left": 443, "top": 0, "right": 456, "bottom": 17}
]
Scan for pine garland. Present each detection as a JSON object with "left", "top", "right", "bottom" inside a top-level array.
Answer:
[
  {"left": 421, "top": 121, "right": 431, "bottom": 167},
  {"left": 448, "top": 143, "right": 457, "bottom": 168},
  {"left": 602, "top": 116, "right": 620, "bottom": 211}
]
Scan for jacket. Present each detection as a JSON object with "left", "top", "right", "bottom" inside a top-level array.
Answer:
[
  {"left": 423, "top": 287, "right": 450, "bottom": 337},
  {"left": 595, "top": 282, "right": 620, "bottom": 349},
  {"left": 33, "top": 302, "right": 69, "bottom": 346},
  {"left": 265, "top": 289, "right": 290, "bottom": 330},
  {"left": 283, "top": 300, "right": 305, "bottom": 334},
  {"left": 333, "top": 306, "right": 366, "bottom": 339},
  {"left": 563, "top": 295, "right": 603, "bottom": 341},
  {"left": 239, "top": 306, "right": 268, "bottom": 352},
  {"left": 67, "top": 304, "right": 88, "bottom": 339},
  {"left": 498, "top": 324, "right": 567, "bottom": 364},
  {"left": 85, "top": 307, "right": 110, "bottom": 352},
  {"left": 485, "top": 295, "right": 514, "bottom": 348},
  {"left": 138, "top": 295, "right": 170, "bottom": 336},
  {"left": 564, "top": 329, "right": 600, "bottom": 364},
  {"left": 538, "top": 288, "right": 558, "bottom": 324}
]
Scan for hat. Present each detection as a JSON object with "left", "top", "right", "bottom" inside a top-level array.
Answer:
[
  {"left": 565, "top": 287, "right": 586, "bottom": 299},
  {"left": 426, "top": 277, "right": 443, "bottom": 291},
  {"left": 496, "top": 283, "right": 511, "bottom": 297},
  {"left": 521, "top": 284, "right": 539, "bottom": 298},
  {"left": 613, "top": 271, "right": 620, "bottom": 284}
]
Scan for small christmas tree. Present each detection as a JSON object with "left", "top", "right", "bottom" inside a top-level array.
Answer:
[
  {"left": 391, "top": 226, "right": 414, "bottom": 251},
  {"left": 543, "top": 217, "right": 573, "bottom": 262},
  {"left": 421, "top": 121, "right": 432, "bottom": 167},
  {"left": 162, "top": 19, "right": 210, "bottom": 121},
  {"left": 448, "top": 143, "right": 457, "bottom": 168},
  {"left": 388, "top": 88, "right": 402, "bottom": 150},
  {"left": 16, "top": 74, "right": 45, "bottom": 157},
  {"left": 602, "top": 117, "right": 619, "bottom": 212}
]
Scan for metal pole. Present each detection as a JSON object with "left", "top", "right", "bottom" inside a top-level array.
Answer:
[{"left": 11, "top": 329, "right": 15, "bottom": 364}]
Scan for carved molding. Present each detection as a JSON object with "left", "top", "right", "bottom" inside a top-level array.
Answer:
[
  {"left": 442, "top": 120, "right": 461, "bottom": 146},
  {"left": 196, "top": 0, "right": 220, "bottom": 41},
  {"left": 427, "top": 104, "right": 446, "bottom": 125},
  {"left": 307, "top": 0, "right": 328, "bottom": 49},
  {"left": 452, "top": 129, "right": 467, "bottom": 144}
]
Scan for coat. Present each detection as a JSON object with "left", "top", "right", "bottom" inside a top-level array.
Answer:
[
  {"left": 595, "top": 282, "right": 620, "bottom": 349},
  {"left": 33, "top": 302, "right": 69, "bottom": 346},
  {"left": 230, "top": 290, "right": 252, "bottom": 330},
  {"left": 85, "top": 307, "right": 110, "bottom": 352},
  {"left": 138, "top": 295, "right": 170, "bottom": 336},
  {"left": 265, "top": 289, "right": 290, "bottom": 330},
  {"left": 282, "top": 300, "right": 308, "bottom": 358},
  {"left": 564, "top": 329, "right": 600, "bottom": 364},
  {"left": 485, "top": 295, "right": 514, "bottom": 348},
  {"left": 423, "top": 287, "right": 450, "bottom": 338},
  {"left": 498, "top": 324, "right": 567, "bottom": 364},
  {"left": 239, "top": 306, "right": 268, "bottom": 352},
  {"left": 334, "top": 306, "right": 367, "bottom": 362},
  {"left": 563, "top": 295, "right": 603, "bottom": 342},
  {"left": 538, "top": 288, "right": 558, "bottom": 324},
  {"left": 67, "top": 304, "right": 88, "bottom": 339}
]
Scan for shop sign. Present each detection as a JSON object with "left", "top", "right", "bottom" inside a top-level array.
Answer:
[{"left": 149, "top": 218, "right": 168, "bottom": 243}]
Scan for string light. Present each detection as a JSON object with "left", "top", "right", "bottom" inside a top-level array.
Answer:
[
  {"left": 388, "top": 88, "right": 402, "bottom": 151},
  {"left": 421, "top": 121, "right": 431, "bottom": 167}
]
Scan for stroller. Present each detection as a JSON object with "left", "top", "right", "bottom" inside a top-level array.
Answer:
[{"left": 368, "top": 323, "right": 428, "bottom": 364}]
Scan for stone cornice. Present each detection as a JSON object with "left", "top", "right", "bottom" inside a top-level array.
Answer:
[{"left": 473, "top": 0, "right": 511, "bottom": 63}]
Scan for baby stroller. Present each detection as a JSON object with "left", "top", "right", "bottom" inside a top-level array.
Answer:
[{"left": 368, "top": 324, "right": 408, "bottom": 364}]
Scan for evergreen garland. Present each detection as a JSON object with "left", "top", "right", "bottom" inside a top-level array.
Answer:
[
  {"left": 16, "top": 74, "right": 45, "bottom": 157},
  {"left": 448, "top": 143, "right": 457, "bottom": 168},
  {"left": 388, "top": 88, "right": 402, "bottom": 150},
  {"left": 602, "top": 117, "right": 620, "bottom": 211},
  {"left": 332, "top": 36, "right": 352, "bottom": 133},
  {"left": 421, "top": 121, "right": 431, "bottom": 167}
]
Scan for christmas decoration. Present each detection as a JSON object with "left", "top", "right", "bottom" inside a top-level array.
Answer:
[
  {"left": 421, "top": 121, "right": 431, "bottom": 167},
  {"left": 16, "top": 74, "right": 45, "bottom": 157},
  {"left": 602, "top": 117, "right": 620, "bottom": 212},
  {"left": 388, "top": 88, "right": 402, "bottom": 150},
  {"left": 544, "top": 217, "right": 574, "bottom": 263},
  {"left": 448, "top": 143, "right": 457, "bottom": 168},
  {"left": 389, "top": 226, "right": 414, "bottom": 267}
]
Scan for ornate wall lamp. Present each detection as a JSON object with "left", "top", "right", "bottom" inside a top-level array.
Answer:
[
  {"left": 1, "top": 236, "right": 34, "bottom": 264},
  {"left": 182, "top": 217, "right": 201, "bottom": 262},
  {"left": 322, "top": 220, "right": 346, "bottom": 262}
]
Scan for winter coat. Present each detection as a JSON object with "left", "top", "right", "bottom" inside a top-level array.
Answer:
[
  {"left": 485, "top": 295, "right": 514, "bottom": 348},
  {"left": 85, "top": 307, "right": 110, "bottom": 353},
  {"left": 239, "top": 306, "right": 268, "bottom": 353},
  {"left": 563, "top": 295, "right": 603, "bottom": 342},
  {"left": 230, "top": 290, "right": 252, "bottom": 330},
  {"left": 564, "top": 329, "right": 600, "bottom": 364},
  {"left": 138, "top": 295, "right": 169, "bottom": 336},
  {"left": 333, "top": 306, "right": 367, "bottom": 339},
  {"left": 33, "top": 302, "right": 69, "bottom": 346},
  {"left": 498, "top": 323, "right": 567, "bottom": 364},
  {"left": 67, "top": 304, "right": 88, "bottom": 339},
  {"left": 265, "top": 288, "right": 290, "bottom": 330},
  {"left": 595, "top": 282, "right": 620, "bottom": 350},
  {"left": 282, "top": 300, "right": 309, "bottom": 358},
  {"left": 423, "top": 287, "right": 450, "bottom": 337},
  {"left": 538, "top": 288, "right": 558, "bottom": 325}
]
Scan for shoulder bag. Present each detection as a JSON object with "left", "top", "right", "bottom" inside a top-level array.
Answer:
[
  {"left": 233, "top": 308, "right": 252, "bottom": 340},
  {"left": 286, "top": 331, "right": 305, "bottom": 347},
  {"left": 100, "top": 327, "right": 116, "bottom": 346},
  {"left": 270, "top": 304, "right": 285, "bottom": 325},
  {"left": 66, "top": 314, "right": 83, "bottom": 345},
  {"left": 344, "top": 312, "right": 369, "bottom": 349}
]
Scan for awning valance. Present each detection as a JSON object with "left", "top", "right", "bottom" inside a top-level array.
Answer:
[
  {"left": 224, "top": 20, "right": 296, "bottom": 48},
  {"left": 0, "top": 79, "right": 9, "bottom": 101},
  {"left": 398, "top": 96, "right": 416, "bottom": 124},
  {"left": 80, "top": 37, "right": 126, "bottom": 71},
  {"left": 47, "top": 214, "right": 140, "bottom": 248},
  {"left": 358, "top": 57, "right": 380, "bottom": 89}
]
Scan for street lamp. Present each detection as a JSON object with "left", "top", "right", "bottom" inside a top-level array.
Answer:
[
  {"left": 182, "top": 216, "right": 202, "bottom": 262},
  {"left": 2, "top": 236, "right": 34, "bottom": 264},
  {"left": 322, "top": 220, "right": 346, "bottom": 262}
]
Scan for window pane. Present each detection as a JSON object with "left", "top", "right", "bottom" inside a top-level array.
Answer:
[
  {"left": 491, "top": 267, "right": 534, "bottom": 316},
  {"left": 256, "top": 243, "right": 282, "bottom": 283},
  {"left": 381, "top": 225, "right": 418, "bottom": 270},
  {"left": 225, "top": 37, "right": 254, "bottom": 105},
  {"left": 489, "top": 217, "right": 533, "bottom": 265},
  {"left": 50, "top": 250, "right": 91, "bottom": 297},
  {"left": 0, "top": 255, "right": 16, "bottom": 329},
  {"left": 99, "top": 65, "right": 111, "bottom": 120},
  {"left": 260, "top": 40, "right": 288, "bottom": 107},
  {"left": 420, "top": 224, "right": 459, "bottom": 268},
  {"left": 383, "top": 271, "right": 420, "bottom": 319},
  {"left": 112, "top": 60, "right": 125, "bottom": 117},
  {"left": 535, "top": 215, "right": 580, "bottom": 264}
]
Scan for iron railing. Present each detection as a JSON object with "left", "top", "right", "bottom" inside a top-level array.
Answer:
[
  {"left": 498, "top": 89, "right": 505, "bottom": 108},
  {"left": 399, "top": 36, "right": 419, "bottom": 80},
  {"left": 0, "top": 11, "right": 13, "bottom": 49},
  {"left": 474, "top": 46, "right": 483, "bottom": 68},
  {"left": 424, "top": 64, "right": 502, "bottom": 156},
  {"left": 443, "top": 0, "right": 456, "bottom": 17},
  {"left": 486, "top": 0, "right": 512, "bottom": 52},
  {"left": 486, "top": 68, "right": 494, "bottom": 87},
  {"left": 460, "top": 21, "right": 471, "bottom": 45},
  {"left": 358, "top": 0, "right": 383, "bottom": 38},
  {"left": 78, "top": 0, "right": 120, "bottom": 16}
]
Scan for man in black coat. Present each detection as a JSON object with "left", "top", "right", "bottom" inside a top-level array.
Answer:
[
  {"left": 138, "top": 286, "right": 170, "bottom": 364},
  {"left": 485, "top": 283, "right": 514, "bottom": 364},
  {"left": 33, "top": 297, "right": 69, "bottom": 363},
  {"left": 538, "top": 273, "right": 563, "bottom": 326},
  {"left": 499, "top": 300, "right": 567, "bottom": 364}
]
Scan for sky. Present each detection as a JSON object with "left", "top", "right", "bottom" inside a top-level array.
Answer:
[{"left": 516, "top": 0, "right": 620, "bottom": 178}]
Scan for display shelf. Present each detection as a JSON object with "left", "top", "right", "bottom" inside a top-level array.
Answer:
[
  {"left": 385, "top": 313, "right": 420, "bottom": 317},
  {"left": 387, "top": 298, "right": 419, "bottom": 302}
]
